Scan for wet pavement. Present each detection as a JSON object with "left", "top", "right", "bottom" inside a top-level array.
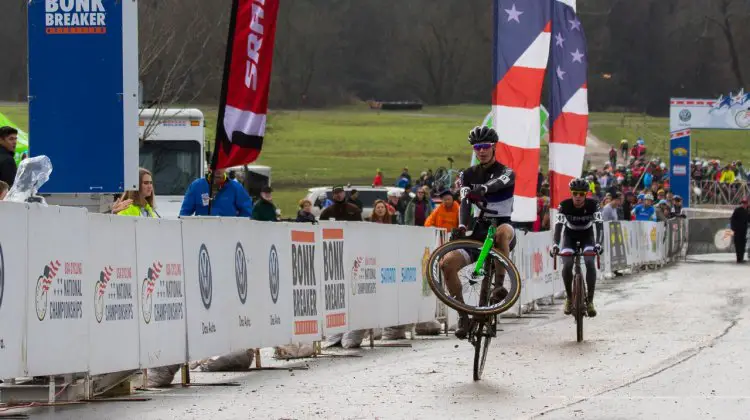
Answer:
[{"left": 10, "top": 258, "right": 750, "bottom": 419}]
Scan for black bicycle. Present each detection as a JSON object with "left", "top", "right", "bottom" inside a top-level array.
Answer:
[
  {"left": 425, "top": 196, "right": 522, "bottom": 380},
  {"left": 552, "top": 242, "right": 599, "bottom": 343}
]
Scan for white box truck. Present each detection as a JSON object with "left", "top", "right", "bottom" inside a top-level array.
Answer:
[{"left": 44, "top": 108, "right": 271, "bottom": 219}]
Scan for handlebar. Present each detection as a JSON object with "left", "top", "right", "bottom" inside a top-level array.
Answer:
[
  {"left": 550, "top": 249, "right": 601, "bottom": 270},
  {"left": 463, "top": 194, "right": 499, "bottom": 215}
]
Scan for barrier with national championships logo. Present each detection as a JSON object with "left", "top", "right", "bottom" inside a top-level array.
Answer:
[
  {"left": 0, "top": 203, "right": 27, "bottom": 379},
  {"left": 135, "top": 218, "right": 186, "bottom": 369},
  {"left": 26, "top": 205, "right": 89, "bottom": 376},
  {"left": 88, "top": 214, "right": 139, "bottom": 375},
  {"left": 0, "top": 202, "right": 686, "bottom": 380}
]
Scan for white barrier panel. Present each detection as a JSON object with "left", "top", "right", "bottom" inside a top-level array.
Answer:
[
  {"left": 346, "top": 223, "right": 379, "bottom": 331},
  {"left": 512, "top": 232, "right": 534, "bottom": 314},
  {"left": 529, "top": 232, "right": 557, "bottom": 301},
  {"left": 641, "top": 222, "right": 660, "bottom": 263},
  {"left": 623, "top": 222, "right": 639, "bottom": 266},
  {"left": 88, "top": 214, "right": 140, "bottom": 375},
  {"left": 0, "top": 203, "right": 28, "bottom": 378},
  {"left": 289, "top": 226, "right": 323, "bottom": 343},
  {"left": 228, "top": 220, "right": 265, "bottom": 351},
  {"left": 136, "top": 218, "right": 187, "bottom": 368},
  {"left": 248, "top": 222, "right": 293, "bottom": 348},
  {"left": 657, "top": 223, "right": 666, "bottom": 261},
  {"left": 26, "top": 205, "right": 89, "bottom": 376},
  {"left": 320, "top": 226, "right": 349, "bottom": 337},
  {"left": 376, "top": 225, "right": 400, "bottom": 328},
  {"left": 182, "top": 218, "right": 233, "bottom": 361},
  {"left": 602, "top": 222, "right": 613, "bottom": 275},
  {"left": 396, "top": 225, "right": 424, "bottom": 326},
  {"left": 416, "top": 228, "right": 440, "bottom": 324}
]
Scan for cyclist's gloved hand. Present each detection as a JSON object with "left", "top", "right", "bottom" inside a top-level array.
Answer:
[
  {"left": 551, "top": 244, "right": 560, "bottom": 257},
  {"left": 594, "top": 244, "right": 603, "bottom": 255},
  {"left": 471, "top": 185, "right": 488, "bottom": 197},
  {"left": 451, "top": 226, "right": 467, "bottom": 240}
]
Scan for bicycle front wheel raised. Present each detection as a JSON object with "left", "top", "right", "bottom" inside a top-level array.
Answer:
[{"left": 426, "top": 239, "right": 522, "bottom": 317}]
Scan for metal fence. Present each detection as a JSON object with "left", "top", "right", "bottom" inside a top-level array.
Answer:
[{"left": 691, "top": 180, "right": 750, "bottom": 206}]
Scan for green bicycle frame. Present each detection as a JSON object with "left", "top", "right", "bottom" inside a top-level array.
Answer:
[{"left": 472, "top": 224, "right": 497, "bottom": 276}]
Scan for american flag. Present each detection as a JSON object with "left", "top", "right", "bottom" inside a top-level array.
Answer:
[
  {"left": 493, "top": 0, "right": 552, "bottom": 222},
  {"left": 548, "top": 0, "right": 589, "bottom": 209}
]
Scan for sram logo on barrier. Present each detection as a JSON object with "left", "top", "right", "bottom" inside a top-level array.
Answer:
[{"left": 45, "top": 0, "right": 107, "bottom": 35}]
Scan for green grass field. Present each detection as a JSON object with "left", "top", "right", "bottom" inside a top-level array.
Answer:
[{"left": 3, "top": 102, "right": 749, "bottom": 215}]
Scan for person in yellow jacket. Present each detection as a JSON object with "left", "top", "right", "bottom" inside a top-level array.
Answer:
[
  {"left": 114, "top": 168, "right": 159, "bottom": 218},
  {"left": 720, "top": 166, "right": 736, "bottom": 184},
  {"left": 425, "top": 190, "right": 459, "bottom": 230}
]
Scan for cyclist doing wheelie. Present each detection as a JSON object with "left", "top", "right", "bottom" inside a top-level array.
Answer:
[
  {"left": 440, "top": 126, "right": 517, "bottom": 340},
  {"left": 552, "top": 178, "right": 604, "bottom": 317}
]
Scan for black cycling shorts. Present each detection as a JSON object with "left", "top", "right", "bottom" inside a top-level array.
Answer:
[
  {"left": 560, "top": 227, "right": 595, "bottom": 253},
  {"left": 461, "top": 218, "right": 517, "bottom": 263}
]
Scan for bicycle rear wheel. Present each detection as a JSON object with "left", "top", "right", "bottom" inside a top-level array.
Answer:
[
  {"left": 573, "top": 272, "right": 584, "bottom": 343},
  {"left": 426, "top": 239, "right": 522, "bottom": 316}
]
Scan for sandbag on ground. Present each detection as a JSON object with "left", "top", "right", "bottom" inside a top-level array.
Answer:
[
  {"left": 146, "top": 364, "right": 181, "bottom": 388},
  {"left": 382, "top": 325, "right": 410, "bottom": 340},
  {"left": 197, "top": 350, "right": 254, "bottom": 372},
  {"left": 323, "top": 330, "right": 367, "bottom": 349},
  {"left": 274, "top": 343, "right": 315, "bottom": 359},
  {"left": 415, "top": 320, "right": 442, "bottom": 336}
]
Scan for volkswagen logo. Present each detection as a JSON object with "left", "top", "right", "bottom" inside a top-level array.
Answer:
[
  {"left": 0, "top": 243, "right": 4, "bottom": 311},
  {"left": 679, "top": 109, "right": 691, "bottom": 122},
  {"left": 198, "top": 244, "right": 212, "bottom": 309},
  {"left": 269, "top": 245, "right": 279, "bottom": 304},
  {"left": 235, "top": 242, "right": 248, "bottom": 304}
]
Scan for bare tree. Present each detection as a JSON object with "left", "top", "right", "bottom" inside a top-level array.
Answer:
[
  {"left": 703, "top": 0, "right": 748, "bottom": 87},
  {"left": 138, "top": 0, "right": 228, "bottom": 141}
]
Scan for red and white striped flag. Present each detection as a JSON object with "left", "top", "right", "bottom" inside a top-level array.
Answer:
[
  {"left": 493, "top": 0, "right": 552, "bottom": 222},
  {"left": 548, "top": 0, "right": 589, "bottom": 209}
]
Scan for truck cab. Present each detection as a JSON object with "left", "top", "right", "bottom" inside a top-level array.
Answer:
[{"left": 138, "top": 108, "right": 205, "bottom": 219}]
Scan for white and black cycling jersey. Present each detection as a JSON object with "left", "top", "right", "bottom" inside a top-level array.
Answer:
[
  {"left": 553, "top": 198, "right": 604, "bottom": 246},
  {"left": 457, "top": 161, "right": 515, "bottom": 222}
]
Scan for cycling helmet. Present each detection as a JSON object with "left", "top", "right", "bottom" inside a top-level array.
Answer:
[
  {"left": 468, "top": 126, "right": 499, "bottom": 145},
  {"left": 569, "top": 178, "right": 589, "bottom": 192}
]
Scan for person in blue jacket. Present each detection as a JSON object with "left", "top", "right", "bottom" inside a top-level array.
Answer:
[
  {"left": 631, "top": 193, "right": 656, "bottom": 221},
  {"left": 179, "top": 168, "right": 253, "bottom": 217}
]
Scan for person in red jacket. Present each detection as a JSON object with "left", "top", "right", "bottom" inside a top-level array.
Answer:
[{"left": 372, "top": 169, "right": 383, "bottom": 187}]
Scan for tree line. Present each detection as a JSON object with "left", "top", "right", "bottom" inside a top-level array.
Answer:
[{"left": 1, "top": 0, "right": 749, "bottom": 115}]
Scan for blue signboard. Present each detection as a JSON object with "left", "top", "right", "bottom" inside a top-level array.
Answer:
[
  {"left": 669, "top": 130, "right": 691, "bottom": 208},
  {"left": 28, "top": 0, "right": 138, "bottom": 193}
]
